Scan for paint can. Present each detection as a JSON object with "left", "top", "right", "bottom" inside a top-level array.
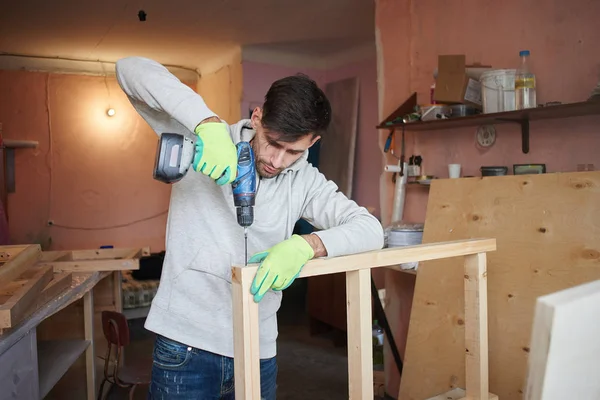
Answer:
[{"left": 385, "top": 222, "right": 424, "bottom": 271}]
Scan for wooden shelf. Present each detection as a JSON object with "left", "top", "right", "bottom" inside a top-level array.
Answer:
[
  {"left": 38, "top": 339, "right": 91, "bottom": 398},
  {"left": 377, "top": 99, "right": 600, "bottom": 154}
]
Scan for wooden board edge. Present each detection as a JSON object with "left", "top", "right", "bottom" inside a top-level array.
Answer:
[{"left": 0, "top": 265, "right": 54, "bottom": 328}]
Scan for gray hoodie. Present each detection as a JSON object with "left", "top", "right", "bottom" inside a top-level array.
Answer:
[{"left": 115, "top": 56, "right": 384, "bottom": 359}]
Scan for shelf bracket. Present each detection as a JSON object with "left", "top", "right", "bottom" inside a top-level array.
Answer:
[{"left": 496, "top": 118, "right": 530, "bottom": 154}]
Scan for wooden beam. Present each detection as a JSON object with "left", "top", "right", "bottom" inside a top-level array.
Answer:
[
  {"left": 231, "top": 266, "right": 260, "bottom": 399},
  {"left": 232, "top": 239, "right": 496, "bottom": 278},
  {"left": 231, "top": 238, "right": 497, "bottom": 400},
  {"left": 83, "top": 290, "right": 96, "bottom": 400},
  {"left": 38, "top": 258, "right": 140, "bottom": 272},
  {"left": 68, "top": 247, "right": 150, "bottom": 261},
  {"left": 0, "top": 244, "right": 41, "bottom": 287},
  {"left": 460, "top": 253, "right": 496, "bottom": 400},
  {"left": 0, "top": 266, "right": 54, "bottom": 328},
  {"left": 346, "top": 268, "right": 373, "bottom": 399}
]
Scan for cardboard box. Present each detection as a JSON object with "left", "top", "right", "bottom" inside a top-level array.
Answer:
[{"left": 433, "top": 55, "right": 490, "bottom": 107}]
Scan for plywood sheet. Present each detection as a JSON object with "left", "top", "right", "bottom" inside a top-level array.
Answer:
[
  {"left": 399, "top": 171, "right": 600, "bottom": 400},
  {"left": 318, "top": 76, "right": 359, "bottom": 198},
  {"left": 525, "top": 279, "right": 600, "bottom": 400}
]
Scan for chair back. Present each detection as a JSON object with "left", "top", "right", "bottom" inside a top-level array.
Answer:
[{"left": 101, "top": 310, "right": 130, "bottom": 347}]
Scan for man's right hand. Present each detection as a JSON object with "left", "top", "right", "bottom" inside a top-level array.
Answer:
[{"left": 192, "top": 119, "right": 237, "bottom": 185}]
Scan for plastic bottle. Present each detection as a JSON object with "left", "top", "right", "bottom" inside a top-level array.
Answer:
[{"left": 515, "top": 50, "right": 537, "bottom": 109}]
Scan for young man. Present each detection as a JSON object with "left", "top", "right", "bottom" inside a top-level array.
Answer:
[{"left": 115, "top": 56, "right": 384, "bottom": 399}]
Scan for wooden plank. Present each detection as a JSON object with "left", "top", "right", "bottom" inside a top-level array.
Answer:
[
  {"left": 0, "top": 244, "right": 41, "bottom": 287},
  {"left": 231, "top": 238, "right": 497, "bottom": 400},
  {"left": 233, "top": 238, "right": 496, "bottom": 278},
  {"left": 0, "top": 266, "right": 54, "bottom": 328},
  {"left": 83, "top": 290, "right": 96, "bottom": 400},
  {"left": 39, "top": 251, "right": 71, "bottom": 262},
  {"left": 461, "top": 253, "right": 491, "bottom": 400},
  {"left": 524, "top": 279, "right": 600, "bottom": 400},
  {"left": 37, "top": 273, "right": 73, "bottom": 306},
  {"left": 346, "top": 269, "right": 373, "bottom": 399},
  {"left": 0, "top": 272, "right": 71, "bottom": 298},
  {"left": 68, "top": 246, "right": 150, "bottom": 261},
  {"left": 232, "top": 266, "right": 260, "bottom": 400},
  {"left": 38, "top": 258, "right": 139, "bottom": 272},
  {"left": 399, "top": 171, "right": 600, "bottom": 400}
]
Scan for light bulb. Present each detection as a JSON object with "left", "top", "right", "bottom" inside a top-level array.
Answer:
[{"left": 106, "top": 108, "right": 116, "bottom": 117}]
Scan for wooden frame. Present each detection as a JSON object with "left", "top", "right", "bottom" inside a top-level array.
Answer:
[
  {"left": 231, "top": 238, "right": 498, "bottom": 400},
  {"left": 38, "top": 247, "right": 150, "bottom": 272}
]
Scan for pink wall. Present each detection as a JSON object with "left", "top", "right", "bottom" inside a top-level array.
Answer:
[
  {"left": 376, "top": 0, "right": 600, "bottom": 396},
  {"left": 241, "top": 61, "right": 327, "bottom": 118},
  {"left": 0, "top": 70, "right": 174, "bottom": 251},
  {"left": 242, "top": 58, "right": 381, "bottom": 216}
]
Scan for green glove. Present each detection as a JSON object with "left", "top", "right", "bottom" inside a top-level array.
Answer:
[
  {"left": 192, "top": 122, "right": 237, "bottom": 185},
  {"left": 249, "top": 235, "right": 315, "bottom": 303}
]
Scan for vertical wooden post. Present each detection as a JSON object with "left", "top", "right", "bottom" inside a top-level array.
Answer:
[
  {"left": 232, "top": 268, "right": 260, "bottom": 400},
  {"left": 346, "top": 268, "right": 373, "bottom": 399},
  {"left": 463, "top": 253, "right": 490, "bottom": 400},
  {"left": 83, "top": 290, "right": 96, "bottom": 400}
]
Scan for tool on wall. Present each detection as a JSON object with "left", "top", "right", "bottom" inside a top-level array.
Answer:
[{"left": 153, "top": 133, "right": 257, "bottom": 264}]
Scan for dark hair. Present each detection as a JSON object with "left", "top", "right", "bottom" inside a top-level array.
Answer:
[{"left": 261, "top": 74, "right": 331, "bottom": 142}]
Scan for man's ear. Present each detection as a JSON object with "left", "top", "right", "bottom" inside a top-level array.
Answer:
[
  {"left": 250, "top": 107, "right": 262, "bottom": 129},
  {"left": 309, "top": 135, "right": 321, "bottom": 148}
]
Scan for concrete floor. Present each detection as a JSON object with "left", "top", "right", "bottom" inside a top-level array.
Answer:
[{"left": 47, "top": 279, "right": 361, "bottom": 399}]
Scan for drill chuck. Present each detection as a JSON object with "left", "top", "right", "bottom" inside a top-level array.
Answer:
[{"left": 236, "top": 206, "right": 254, "bottom": 228}]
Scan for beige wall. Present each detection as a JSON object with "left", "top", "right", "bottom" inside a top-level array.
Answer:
[
  {"left": 197, "top": 49, "right": 243, "bottom": 124},
  {"left": 0, "top": 54, "right": 242, "bottom": 251}
]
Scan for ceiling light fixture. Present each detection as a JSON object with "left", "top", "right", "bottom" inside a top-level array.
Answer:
[{"left": 106, "top": 108, "right": 116, "bottom": 117}]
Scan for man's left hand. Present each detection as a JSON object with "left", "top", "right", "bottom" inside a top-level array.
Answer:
[{"left": 248, "top": 235, "right": 315, "bottom": 303}]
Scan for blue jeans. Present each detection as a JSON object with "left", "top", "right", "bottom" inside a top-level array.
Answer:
[{"left": 148, "top": 335, "right": 277, "bottom": 399}]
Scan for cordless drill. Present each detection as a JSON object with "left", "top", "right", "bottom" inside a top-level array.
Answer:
[{"left": 153, "top": 133, "right": 256, "bottom": 262}]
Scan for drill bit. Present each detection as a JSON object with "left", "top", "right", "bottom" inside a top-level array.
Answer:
[{"left": 244, "top": 227, "right": 248, "bottom": 266}]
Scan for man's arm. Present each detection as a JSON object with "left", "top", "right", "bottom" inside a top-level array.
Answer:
[
  {"left": 301, "top": 232, "right": 328, "bottom": 258},
  {"left": 246, "top": 165, "right": 383, "bottom": 302},
  {"left": 115, "top": 56, "right": 219, "bottom": 134},
  {"left": 299, "top": 166, "right": 385, "bottom": 259}
]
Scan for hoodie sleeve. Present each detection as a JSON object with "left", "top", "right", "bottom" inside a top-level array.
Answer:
[
  {"left": 298, "top": 165, "right": 385, "bottom": 258},
  {"left": 115, "top": 56, "right": 218, "bottom": 135}
]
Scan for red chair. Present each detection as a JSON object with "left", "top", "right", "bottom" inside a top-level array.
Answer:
[{"left": 97, "top": 311, "right": 151, "bottom": 400}]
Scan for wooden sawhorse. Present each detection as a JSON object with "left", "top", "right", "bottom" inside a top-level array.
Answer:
[{"left": 232, "top": 238, "right": 498, "bottom": 400}]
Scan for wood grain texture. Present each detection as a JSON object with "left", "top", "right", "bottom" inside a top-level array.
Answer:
[
  {"left": 0, "top": 266, "right": 54, "bottom": 328},
  {"left": 346, "top": 269, "right": 373, "bottom": 399},
  {"left": 231, "top": 238, "right": 496, "bottom": 400},
  {"left": 399, "top": 171, "right": 600, "bottom": 400},
  {"left": 318, "top": 76, "right": 359, "bottom": 198},
  {"left": 0, "top": 244, "right": 41, "bottom": 287},
  {"left": 233, "top": 238, "right": 496, "bottom": 278},
  {"left": 232, "top": 267, "right": 260, "bottom": 399}
]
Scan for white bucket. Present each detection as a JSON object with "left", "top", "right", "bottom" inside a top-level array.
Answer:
[{"left": 480, "top": 69, "right": 516, "bottom": 113}]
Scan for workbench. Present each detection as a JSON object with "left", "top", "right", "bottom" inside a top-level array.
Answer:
[{"left": 0, "top": 270, "right": 110, "bottom": 400}]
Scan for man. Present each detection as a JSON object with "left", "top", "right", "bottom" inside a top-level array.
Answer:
[{"left": 115, "top": 56, "right": 384, "bottom": 399}]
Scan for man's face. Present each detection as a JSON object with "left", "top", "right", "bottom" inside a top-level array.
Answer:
[{"left": 249, "top": 107, "right": 320, "bottom": 179}]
